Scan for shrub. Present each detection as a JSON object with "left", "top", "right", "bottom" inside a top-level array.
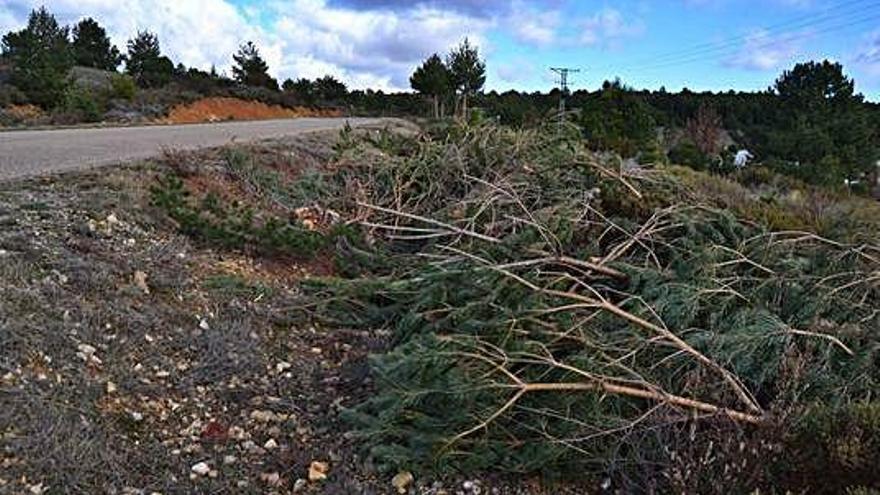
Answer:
[
  {"left": 61, "top": 86, "right": 102, "bottom": 123},
  {"left": 108, "top": 74, "right": 136, "bottom": 101},
  {"left": 0, "top": 84, "right": 27, "bottom": 107},
  {"left": 669, "top": 138, "right": 710, "bottom": 170}
]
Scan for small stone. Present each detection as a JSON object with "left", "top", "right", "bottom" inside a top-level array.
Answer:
[
  {"left": 191, "top": 462, "right": 210, "bottom": 476},
  {"left": 77, "top": 343, "right": 96, "bottom": 356},
  {"left": 293, "top": 478, "right": 307, "bottom": 492},
  {"left": 260, "top": 472, "right": 281, "bottom": 487},
  {"left": 130, "top": 411, "right": 144, "bottom": 422},
  {"left": 133, "top": 271, "right": 150, "bottom": 294},
  {"left": 250, "top": 410, "right": 276, "bottom": 423},
  {"left": 263, "top": 438, "right": 278, "bottom": 450},
  {"left": 223, "top": 455, "right": 237, "bottom": 465},
  {"left": 106, "top": 213, "right": 120, "bottom": 225},
  {"left": 106, "top": 381, "right": 117, "bottom": 394},
  {"left": 198, "top": 318, "right": 210, "bottom": 330},
  {"left": 391, "top": 471, "right": 414, "bottom": 494},
  {"left": 275, "top": 361, "right": 291, "bottom": 373},
  {"left": 308, "top": 461, "right": 329, "bottom": 482}
]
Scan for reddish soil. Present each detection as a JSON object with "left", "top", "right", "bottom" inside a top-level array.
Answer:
[{"left": 162, "top": 97, "right": 342, "bottom": 124}]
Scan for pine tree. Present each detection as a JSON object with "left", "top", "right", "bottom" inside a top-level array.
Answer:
[
  {"left": 125, "top": 31, "right": 173, "bottom": 88},
  {"left": 410, "top": 53, "right": 451, "bottom": 118},
  {"left": 313, "top": 75, "right": 347, "bottom": 102},
  {"left": 1, "top": 6, "right": 73, "bottom": 108},
  {"left": 71, "top": 18, "right": 121, "bottom": 71},
  {"left": 231, "top": 41, "right": 278, "bottom": 90},
  {"left": 446, "top": 38, "right": 485, "bottom": 119}
]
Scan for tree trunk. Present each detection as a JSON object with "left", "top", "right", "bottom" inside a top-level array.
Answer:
[
  {"left": 462, "top": 92, "right": 469, "bottom": 120},
  {"left": 432, "top": 94, "right": 439, "bottom": 119}
]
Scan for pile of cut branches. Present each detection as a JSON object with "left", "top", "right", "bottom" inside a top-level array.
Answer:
[
  {"left": 301, "top": 122, "right": 880, "bottom": 491},
  {"left": 153, "top": 122, "right": 880, "bottom": 491}
]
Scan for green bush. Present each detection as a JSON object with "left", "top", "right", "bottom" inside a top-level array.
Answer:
[
  {"left": 0, "top": 84, "right": 28, "bottom": 107},
  {"left": 669, "top": 138, "right": 710, "bottom": 170},
  {"left": 62, "top": 86, "right": 103, "bottom": 123},
  {"left": 109, "top": 74, "right": 136, "bottom": 101}
]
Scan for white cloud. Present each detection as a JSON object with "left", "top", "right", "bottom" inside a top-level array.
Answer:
[
  {"left": 507, "top": 1, "right": 560, "bottom": 46},
  {"left": 724, "top": 29, "right": 807, "bottom": 71},
  {"left": 0, "top": 0, "right": 491, "bottom": 91},
  {"left": 854, "top": 29, "right": 880, "bottom": 77},
  {"left": 579, "top": 8, "right": 645, "bottom": 48}
]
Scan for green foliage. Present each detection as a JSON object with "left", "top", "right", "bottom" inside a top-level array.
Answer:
[
  {"left": 579, "top": 79, "right": 657, "bottom": 157},
  {"left": 668, "top": 138, "right": 709, "bottom": 170},
  {"left": 231, "top": 41, "right": 278, "bottom": 90},
  {"left": 108, "top": 73, "right": 136, "bottom": 101},
  {"left": 447, "top": 38, "right": 485, "bottom": 117},
  {"left": 769, "top": 60, "right": 876, "bottom": 184},
  {"left": 278, "top": 121, "right": 880, "bottom": 492},
  {"left": 71, "top": 17, "right": 122, "bottom": 70},
  {"left": 150, "top": 173, "right": 328, "bottom": 257},
  {"left": 0, "top": 83, "right": 27, "bottom": 107},
  {"left": 1, "top": 6, "right": 73, "bottom": 108},
  {"left": 62, "top": 86, "right": 102, "bottom": 122},
  {"left": 312, "top": 75, "right": 348, "bottom": 102},
  {"left": 125, "top": 31, "right": 173, "bottom": 88},
  {"left": 282, "top": 77, "right": 317, "bottom": 105},
  {"left": 410, "top": 53, "right": 452, "bottom": 118}
]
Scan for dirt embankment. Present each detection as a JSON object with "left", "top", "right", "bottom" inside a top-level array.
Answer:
[{"left": 162, "top": 97, "right": 342, "bottom": 125}]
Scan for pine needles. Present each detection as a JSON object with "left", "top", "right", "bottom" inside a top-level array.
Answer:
[{"left": 303, "top": 121, "right": 880, "bottom": 488}]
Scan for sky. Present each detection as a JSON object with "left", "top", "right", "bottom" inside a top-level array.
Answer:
[{"left": 2, "top": 0, "right": 880, "bottom": 99}]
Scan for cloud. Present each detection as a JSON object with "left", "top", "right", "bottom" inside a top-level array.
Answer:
[
  {"left": 854, "top": 29, "right": 880, "bottom": 76},
  {"left": 579, "top": 8, "right": 645, "bottom": 48},
  {"left": 327, "top": 0, "right": 511, "bottom": 17},
  {"left": 724, "top": 29, "right": 807, "bottom": 70},
  {"left": 269, "top": 0, "right": 490, "bottom": 90},
  {"left": 0, "top": 0, "right": 491, "bottom": 91},
  {"left": 507, "top": 1, "right": 560, "bottom": 46},
  {"left": 1, "top": 0, "right": 270, "bottom": 78}
]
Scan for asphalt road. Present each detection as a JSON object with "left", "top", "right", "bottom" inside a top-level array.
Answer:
[{"left": 0, "top": 117, "right": 385, "bottom": 181}]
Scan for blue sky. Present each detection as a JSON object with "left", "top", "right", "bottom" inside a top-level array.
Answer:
[{"left": 2, "top": 0, "right": 879, "bottom": 99}]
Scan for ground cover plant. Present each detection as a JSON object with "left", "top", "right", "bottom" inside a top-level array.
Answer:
[{"left": 149, "top": 120, "right": 880, "bottom": 493}]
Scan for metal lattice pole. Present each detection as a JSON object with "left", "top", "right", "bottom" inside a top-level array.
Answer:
[{"left": 551, "top": 67, "right": 580, "bottom": 129}]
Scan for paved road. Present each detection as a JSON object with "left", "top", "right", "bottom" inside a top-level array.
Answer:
[{"left": 0, "top": 117, "right": 385, "bottom": 181}]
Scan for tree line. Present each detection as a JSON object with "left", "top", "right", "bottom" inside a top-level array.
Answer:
[
  {"left": 0, "top": 6, "right": 353, "bottom": 112},
  {"left": 3, "top": 6, "right": 878, "bottom": 189}
]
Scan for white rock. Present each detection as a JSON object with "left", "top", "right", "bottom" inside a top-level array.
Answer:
[
  {"left": 199, "top": 319, "right": 210, "bottom": 330},
  {"left": 263, "top": 438, "right": 278, "bottom": 449},
  {"left": 77, "top": 344, "right": 97, "bottom": 356},
  {"left": 223, "top": 455, "right": 237, "bottom": 465},
  {"left": 191, "top": 462, "right": 211, "bottom": 476},
  {"left": 106, "top": 381, "right": 117, "bottom": 394}
]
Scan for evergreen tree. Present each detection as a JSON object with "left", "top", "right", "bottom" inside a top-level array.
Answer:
[
  {"left": 125, "top": 31, "right": 172, "bottom": 88},
  {"left": 231, "top": 41, "right": 278, "bottom": 90},
  {"left": 283, "top": 77, "right": 316, "bottom": 105},
  {"left": 71, "top": 18, "right": 121, "bottom": 70},
  {"left": 410, "top": 53, "right": 451, "bottom": 118},
  {"left": 579, "top": 79, "right": 656, "bottom": 158},
  {"left": 771, "top": 60, "right": 876, "bottom": 183},
  {"left": 313, "top": 75, "right": 347, "bottom": 102},
  {"left": 1, "top": 6, "right": 73, "bottom": 108},
  {"left": 446, "top": 38, "right": 485, "bottom": 118}
]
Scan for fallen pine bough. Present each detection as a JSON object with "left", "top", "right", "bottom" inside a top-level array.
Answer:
[{"left": 154, "top": 121, "right": 880, "bottom": 492}]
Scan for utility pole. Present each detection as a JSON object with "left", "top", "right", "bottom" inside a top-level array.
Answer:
[{"left": 551, "top": 67, "right": 580, "bottom": 129}]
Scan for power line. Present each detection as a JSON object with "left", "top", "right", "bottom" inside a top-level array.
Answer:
[
  {"left": 591, "top": 0, "right": 880, "bottom": 75},
  {"left": 551, "top": 67, "right": 580, "bottom": 127},
  {"left": 642, "top": 0, "right": 878, "bottom": 66},
  {"left": 637, "top": 11, "right": 880, "bottom": 73}
]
